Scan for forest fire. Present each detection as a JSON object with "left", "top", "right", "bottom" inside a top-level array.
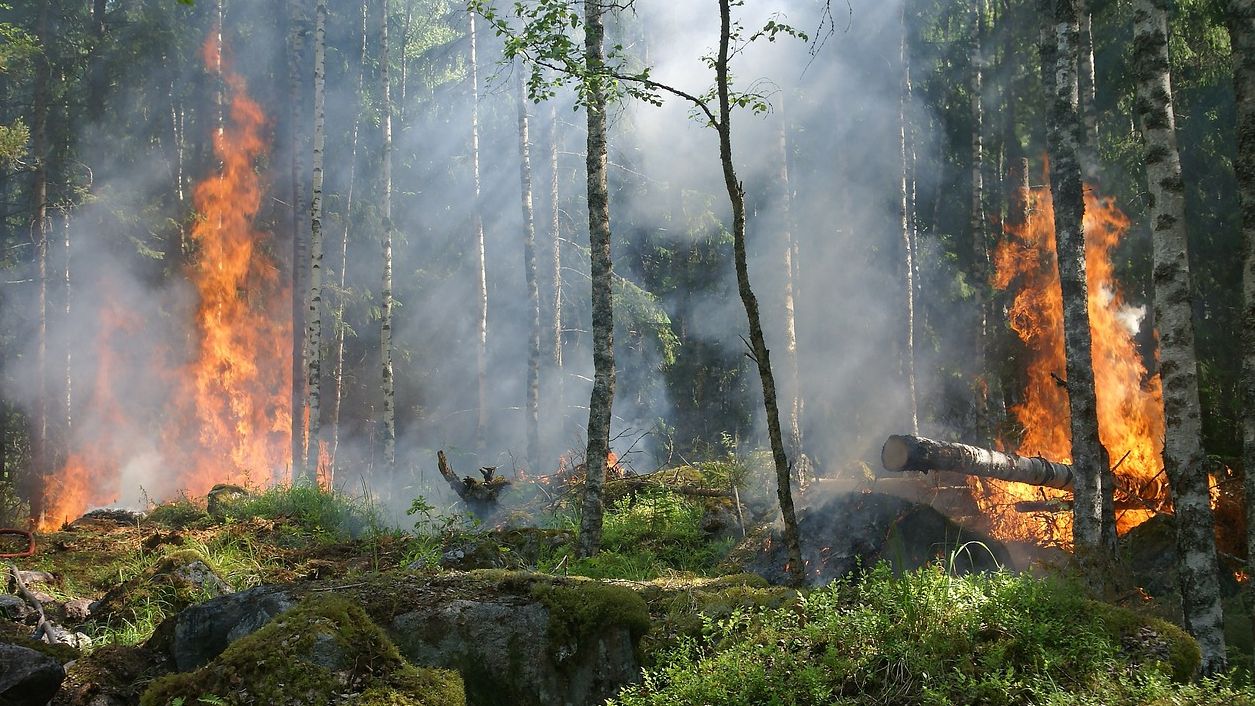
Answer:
[
  {"left": 974, "top": 180, "right": 1167, "bottom": 546},
  {"left": 36, "top": 36, "right": 289, "bottom": 529}
]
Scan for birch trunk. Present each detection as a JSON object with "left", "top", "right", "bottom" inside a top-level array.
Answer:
[
  {"left": 330, "top": 0, "right": 369, "bottom": 474},
  {"left": 1129, "top": 0, "right": 1226, "bottom": 672},
  {"left": 288, "top": 0, "right": 308, "bottom": 480},
  {"left": 899, "top": 2, "right": 919, "bottom": 436},
  {"left": 516, "top": 64, "right": 541, "bottom": 473},
  {"left": 304, "top": 0, "right": 327, "bottom": 483},
  {"left": 970, "top": 0, "right": 990, "bottom": 430},
  {"left": 716, "top": 0, "right": 803, "bottom": 585},
  {"left": 577, "top": 0, "right": 616, "bottom": 558},
  {"left": 1230, "top": 0, "right": 1255, "bottom": 673},
  {"left": 1043, "top": 0, "right": 1112, "bottom": 569},
  {"left": 777, "top": 117, "right": 803, "bottom": 471},
  {"left": 380, "top": 0, "right": 397, "bottom": 468},
  {"left": 1078, "top": 0, "right": 1100, "bottom": 177},
  {"left": 469, "top": 10, "right": 489, "bottom": 451},
  {"left": 549, "top": 104, "right": 564, "bottom": 427}
]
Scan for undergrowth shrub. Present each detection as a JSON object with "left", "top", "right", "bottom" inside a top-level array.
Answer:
[
  {"left": 223, "top": 483, "right": 383, "bottom": 539},
  {"left": 611, "top": 564, "right": 1232, "bottom": 706}
]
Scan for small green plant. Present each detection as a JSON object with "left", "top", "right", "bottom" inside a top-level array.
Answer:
[{"left": 223, "top": 483, "right": 382, "bottom": 540}]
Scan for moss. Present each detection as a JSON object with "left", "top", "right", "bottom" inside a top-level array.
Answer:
[
  {"left": 1089, "top": 599, "right": 1201, "bottom": 681},
  {"left": 529, "top": 578, "right": 651, "bottom": 659},
  {"left": 140, "top": 594, "right": 463, "bottom": 706},
  {"left": 639, "top": 576, "right": 799, "bottom": 663},
  {"left": 0, "top": 625, "right": 80, "bottom": 663}
]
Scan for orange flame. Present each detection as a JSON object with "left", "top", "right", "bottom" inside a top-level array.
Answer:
[
  {"left": 975, "top": 178, "right": 1166, "bottom": 545},
  {"left": 37, "top": 35, "right": 290, "bottom": 529}
]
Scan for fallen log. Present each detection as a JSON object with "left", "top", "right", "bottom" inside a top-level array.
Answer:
[{"left": 881, "top": 434, "right": 1074, "bottom": 490}]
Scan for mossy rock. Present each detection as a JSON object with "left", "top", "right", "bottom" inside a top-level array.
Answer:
[
  {"left": 140, "top": 594, "right": 464, "bottom": 706},
  {"left": 92, "top": 549, "right": 233, "bottom": 628},
  {"left": 1089, "top": 599, "right": 1201, "bottom": 681}
]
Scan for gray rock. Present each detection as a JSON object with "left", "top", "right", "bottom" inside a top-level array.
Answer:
[
  {"left": 0, "top": 643, "right": 65, "bottom": 706},
  {"left": 390, "top": 597, "right": 639, "bottom": 706},
  {"left": 167, "top": 586, "right": 295, "bottom": 671},
  {"left": 63, "top": 598, "right": 94, "bottom": 622},
  {"left": 0, "top": 594, "right": 29, "bottom": 620}
]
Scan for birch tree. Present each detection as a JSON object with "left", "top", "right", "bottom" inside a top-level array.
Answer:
[
  {"left": 304, "top": 0, "right": 327, "bottom": 483},
  {"left": 288, "top": 0, "right": 308, "bottom": 480},
  {"left": 1042, "top": 0, "right": 1112, "bottom": 570},
  {"left": 899, "top": 2, "right": 919, "bottom": 436},
  {"left": 549, "top": 103, "right": 564, "bottom": 429},
  {"left": 469, "top": 10, "right": 489, "bottom": 452},
  {"left": 1132, "top": 0, "right": 1226, "bottom": 673},
  {"left": 380, "top": 0, "right": 397, "bottom": 468},
  {"left": 516, "top": 62, "right": 541, "bottom": 474}
]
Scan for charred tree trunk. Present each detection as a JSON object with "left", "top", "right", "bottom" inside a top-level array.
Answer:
[
  {"left": 516, "top": 63, "right": 541, "bottom": 473},
  {"left": 1043, "top": 0, "right": 1113, "bottom": 568},
  {"left": 330, "top": 0, "right": 369, "bottom": 476},
  {"left": 717, "top": 0, "right": 803, "bottom": 585},
  {"left": 1133, "top": 0, "right": 1226, "bottom": 672},
  {"left": 882, "top": 434, "right": 1074, "bottom": 489},
  {"left": 469, "top": 10, "right": 489, "bottom": 452},
  {"left": 304, "top": 0, "right": 327, "bottom": 483},
  {"left": 899, "top": 2, "right": 919, "bottom": 436},
  {"left": 577, "top": 0, "right": 616, "bottom": 559}
]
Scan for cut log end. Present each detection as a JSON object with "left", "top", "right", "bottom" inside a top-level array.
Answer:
[{"left": 881, "top": 435, "right": 915, "bottom": 473}]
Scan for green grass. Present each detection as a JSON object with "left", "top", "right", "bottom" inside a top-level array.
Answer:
[
  {"left": 217, "top": 483, "right": 385, "bottom": 540},
  {"left": 611, "top": 564, "right": 1225, "bottom": 706}
]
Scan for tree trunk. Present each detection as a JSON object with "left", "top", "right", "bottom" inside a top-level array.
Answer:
[
  {"left": 1077, "top": 0, "right": 1100, "bottom": 177},
  {"left": 1043, "top": 0, "right": 1112, "bottom": 569},
  {"left": 549, "top": 103, "right": 564, "bottom": 430},
  {"left": 1132, "top": 0, "right": 1226, "bottom": 672},
  {"left": 717, "top": 0, "right": 803, "bottom": 585},
  {"left": 304, "top": 0, "right": 327, "bottom": 483},
  {"left": 288, "top": 0, "right": 308, "bottom": 481},
  {"left": 971, "top": 0, "right": 991, "bottom": 433},
  {"left": 777, "top": 116, "right": 803, "bottom": 472},
  {"left": 899, "top": 2, "right": 919, "bottom": 436},
  {"left": 26, "top": 1, "right": 50, "bottom": 524},
  {"left": 330, "top": 0, "right": 369, "bottom": 476},
  {"left": 469, "top": 10, "right": 489, "bottom": 452},
  {"left": 1230, "top": 0, "right": 1255, "bottom": 675},
  {"left": 61, "top": 215, "right": 70, "bottom": 438},
  {"left": 516, "top": 63, "right": 541, "bottom": 473},
  {"left": 577, "top": 0, "right": 616, "bottom": 559},
  {"left": 380, "top": 0, "right": 397, "bottom": 468},
  {"left": 882, "top": 434, "right": 1074, "bottom": 489}
]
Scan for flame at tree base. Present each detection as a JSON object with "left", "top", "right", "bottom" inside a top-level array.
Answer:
[{"left": 974, "top": 178, "right": 1167, "bottom": 547}]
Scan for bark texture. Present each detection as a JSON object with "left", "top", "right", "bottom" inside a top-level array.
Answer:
[
  {"left": 1043, "top": 0, "right": 1112, "bottom": 564},
  {"left": 469, "top": 10, "right": 489, "bottom": 451},
  {"left": 577, "top": 0, "right": 615, "bottom": 559},
  {"left": 516, "top": 64, "right": 541, "bottom": 474},
  {"left": 1077, "top": 0, "right": 1100, "bottom": 176},
  {"left": 970, "top": 0, "right": 991, "bottom": 430},
  {"left": 380, "top": 0, "right": 396, "bottom": 467},
  {"left": 899, "top": 3, "right": 919, "bottom": 436},
  {"left": 717, "top": 0, "right": 803, "bottom": 585},
  {"left": 288, "top": 0, "right": 308, "bottom": 480},
  {"left": 1130, "top": 0, "right": 1225, "bottom": 672},
  {"left": 882, "top": 434, "right": 1074, "bottom": 489},
  {"left": 304, "top": 0, "right": 327, "bottom": 483},
  {"left": 26, "top": 2, "right": 50, "bottom": 523},
  {"left": 549, "top": 104, "right": 564, "bottom": 424}
]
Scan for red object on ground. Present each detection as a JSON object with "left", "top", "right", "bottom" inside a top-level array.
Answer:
[{"left": 0, "top": 528, "right": 34, "bottom": 558}]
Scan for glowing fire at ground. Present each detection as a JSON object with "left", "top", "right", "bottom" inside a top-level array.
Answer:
[
  {"left": 38, "top": 35, "right": 290, "bottom": 529},
  {"left": 974, "top": 179, "right": 1167, "bottom": 546}
]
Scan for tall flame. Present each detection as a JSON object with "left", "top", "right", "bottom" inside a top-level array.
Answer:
[
  {"left": 974, "top": 179, "right": 1167, "bottom": 545},
  {"left": 37, "top": 35, "right": 290, "bottom": 529}
]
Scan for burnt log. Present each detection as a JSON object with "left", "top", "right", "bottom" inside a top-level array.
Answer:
[
  {"left": 881, "top": 434, "right": 1074, "bottom": 490},
  {"left": 437, "top": 450, "right": 509, "bottom": 515}
]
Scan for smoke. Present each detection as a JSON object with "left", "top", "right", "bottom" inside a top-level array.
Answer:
[{"left": 1, "top": 0, "right": 984, "bottom": 523}]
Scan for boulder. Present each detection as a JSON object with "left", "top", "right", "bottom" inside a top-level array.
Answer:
[
  {"left": 162, "top": 571, "right": 650, "bottom": 706},
  {"left": 142, "top": 594, "right": 463, "bottom": 706},
  {"left": 0, "top": 643, "right": 65, "bottom": 705},
  {"left": 740, "top": 491, "right": 1011, "bottom": 585},
  {"left": 0, "top": 594, "right": 29, "bottom": 621}
]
